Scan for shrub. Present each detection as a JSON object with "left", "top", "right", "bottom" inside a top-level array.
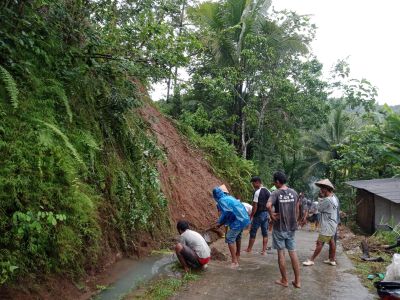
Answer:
[{"left": 178, "top": 123, "right": 256, "bottom": 200}]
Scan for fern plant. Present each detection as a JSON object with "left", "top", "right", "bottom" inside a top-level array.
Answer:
[
  {"left": 43, "top": 80, "right": 73, "bottom": 123},
  {"left": 56, "top": 87, "right": 73, "bottom": 123},
  {"left": 36, "top": 119, "right": 85, "bottom": 167},
  {"left": 0, "top": 65, "right": 19, "bottom": 109}
]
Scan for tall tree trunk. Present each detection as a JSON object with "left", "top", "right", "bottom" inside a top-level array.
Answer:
[
  {"left": 233, "top": 82, "right": 243, "bottom": 150},
  {"left": 241, "top": 114, "right": 254, "bottom": 158},
  {"left": 241, "top": 114, "right": 247, "bottom": 158},
  {"left": 167, "top": 0, "right": 186, "bottom": 102},
  {"left": 257, "top": 95, "right": 269, "bottom": 136},
  {"left": 166, "top": 70, "right": 172, "bottom": 102},
  {"left": 173, "top": 0, "right": 186, "bottom": 92}
]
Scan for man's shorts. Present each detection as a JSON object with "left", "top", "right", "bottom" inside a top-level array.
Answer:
[
  {"left": 318, "top": 234, "right": 334, "bottom": 243},
  {"left": 272, "top": 230, "right": 296, "bottom": 251},
  {"left": 225, "top": 228, "right": 243, "bottom": 244},
  {"left": 180, "top": 245, "right": 201, "bottom": 268},
  {"left": 250, "top": 211, "right": 269, "bottom": 239},
  {"left": 307, "top": 214, "right": 316, "bottom": 223}
]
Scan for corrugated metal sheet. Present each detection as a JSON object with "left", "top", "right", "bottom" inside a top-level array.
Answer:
[{"left": 346, "top": 178, "right": 400, "bottom": 204}]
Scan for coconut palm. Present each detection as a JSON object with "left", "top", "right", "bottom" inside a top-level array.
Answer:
[
  {"left": 304, "top": 104, "right": 354, "bottom": 180},
  {"left": 189, "top": 0, "right": 272, "bottom": 67},
  {"left": 188, "top": 0, "right": 312, "bottom": 157},
  {"left": 381, "top": 107, "right": 400, "bottom": 167}
]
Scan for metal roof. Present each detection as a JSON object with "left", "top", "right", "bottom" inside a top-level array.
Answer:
[{"left": 346, "top": 178, "right": 400, "bottom": 204}]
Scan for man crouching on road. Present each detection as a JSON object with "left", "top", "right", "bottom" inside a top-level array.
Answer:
[
  {"left": 175, "top": 220, "right": 211, "bottom": 272},
  {"left": 267, "top": 171, "right": 301, "bottom": 288}
]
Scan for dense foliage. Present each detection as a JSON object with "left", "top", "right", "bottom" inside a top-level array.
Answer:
[
  {"left": 177, "top": 121, "right": 256, "bottom": 200},
  {"left": 1, "top": 0, "right": 400, "bottom": 289},
  {"left": 0, "top": 0, "right": 193, "bottom": 285},
  {"left": 160, "top": 0, "right": 400, "bottom": 207}
]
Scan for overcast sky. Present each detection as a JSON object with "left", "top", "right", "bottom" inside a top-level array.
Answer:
[
  {"left": 273, "top": 0, "right": 400, "bottom": 105},
  {"left": 152, "top": 0, "right": 400, "bottom": 106}
]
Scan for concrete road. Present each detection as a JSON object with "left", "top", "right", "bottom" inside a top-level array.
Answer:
[{"left": 172, "top": 229, "right": 374, "bottom": 300}]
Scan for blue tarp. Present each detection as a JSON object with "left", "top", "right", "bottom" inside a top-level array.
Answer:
[{"left": 213, "top": 187, "right": 250, "bottom": 230}]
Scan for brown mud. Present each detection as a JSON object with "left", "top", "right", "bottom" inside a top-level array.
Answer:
[{"left": 139, "top": 104, "right": 223, "bottom": 231}]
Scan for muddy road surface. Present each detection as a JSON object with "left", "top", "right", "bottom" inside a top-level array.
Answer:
[{"left": 172, "top": 229, "right": 374, "bottom": 300}]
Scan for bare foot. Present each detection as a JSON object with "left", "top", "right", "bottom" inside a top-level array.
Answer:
[
  {"left": 292, "top": 281, "right": 301, "bottom": 288},
  {"left": 275, "top": 280, "right": 288, "bottom": 287},
  {"left": 260, "top": 251, "right": 266, "bottom": 255},
  {"left": 245, "top": 248, "right": 252, "bottom": 253},
  {"left": 230, "top": 262, "right": 239, "bottom": 269}
]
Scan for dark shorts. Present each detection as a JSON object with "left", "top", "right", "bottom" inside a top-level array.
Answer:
[
  {"left": 181, "top": 245, "right": 201, "bottom": 269},
  {"left": 225, "top": 228, "right": 243, "bottom": 244},
  {"left": 307, "top": 213, "right": 321, "bottom": 223},
  {"left": 272, "top": 230, "right": 296, "bottom": 251},
  {"left": 250, "top": 211, "right": 269, "bottom": 238}
]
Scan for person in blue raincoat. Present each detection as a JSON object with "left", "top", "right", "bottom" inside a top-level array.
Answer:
[{"left": 213, "top": 186, "right": 250, "bottom": 268}]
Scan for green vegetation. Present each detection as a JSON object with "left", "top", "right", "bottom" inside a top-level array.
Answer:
[
  {"left": 129, "top": 273, "right": 200, "bottom": 300},
  {"left": 160, "top": 0, "right": 400, "bottom": 212},
  {"left": 177, "top": 122, "right": 256, "bottom": 199},
  {"left": 349, "top": 252, "right": 391, "bottom": 291},
  {"left": 349, "top": 227, "right": 399, "bottom": 291},
  {"left": 1, "top": 0, "right": 400, "bottom": 293},
  {"left": 344, "top": 223, "right": 399, "bottom": 290},
  {"left": 0, "top": 0, "right": 193, "bottom": 286}
]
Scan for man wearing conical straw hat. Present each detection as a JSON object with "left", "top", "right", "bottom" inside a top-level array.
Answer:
[
  {"left": 303, "top": 179, "right": 339, "bottom": 267},
  {"left": 219, "top": 184, "right": 229, "bottom": 194}
]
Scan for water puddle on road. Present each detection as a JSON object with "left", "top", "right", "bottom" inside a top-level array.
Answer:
[{"left": 94, "top": 253, "right": 177, "bottom": 300}]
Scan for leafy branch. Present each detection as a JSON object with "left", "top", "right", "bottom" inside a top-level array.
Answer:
[{"left": 0, "top": 65, "right": 19, "bottom": 109}]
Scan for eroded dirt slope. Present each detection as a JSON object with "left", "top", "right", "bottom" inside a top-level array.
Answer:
[{"left": 139, "top": 104, "right": 223, "bottom": 231}]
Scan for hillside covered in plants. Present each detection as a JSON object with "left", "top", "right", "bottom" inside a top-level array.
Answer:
[
  {"left": 1, "top": 0, "right": 400, "bottom": 298},
  {"left": 0, "top": 1, "right": 256, "bottom": 295}
]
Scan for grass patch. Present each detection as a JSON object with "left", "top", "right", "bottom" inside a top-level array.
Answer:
[
  {"left": 345, "top": 230, "right": 399, "bottom": 291},
  {"left": 373, "top": 229, "right": 400, "bottom": 249},
  {"left": 348, "top": 252, "right": 391, "bottom": 291},
  {"left": 128, "top": 273, "right": 200, "bottom": 300},
  {"left": 96, "top": 284, "right": 109, "bottom": 292},
  {"left": 150, "top": 249, "right": 174, "bottom": 256}
]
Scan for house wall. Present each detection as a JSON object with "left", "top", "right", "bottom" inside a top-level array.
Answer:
[
  {"left": 374, "top": 195, "right": 400, "bottom": 227},
  {"left": 356, "top": 189, "right": 375, "bottom": 234}
]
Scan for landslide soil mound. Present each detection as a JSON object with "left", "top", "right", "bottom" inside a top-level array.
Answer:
[{"left": 139, "top": 104, "right": 223, "bottom": 231}]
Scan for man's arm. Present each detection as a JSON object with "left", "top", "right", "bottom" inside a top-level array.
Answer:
[
  {"left": 267, "top": 201, "right": 273, "bottom": 215},
  {"left": 217, "top": 211, "right": 227, "bottom": 226},
  {"left": 296, "top": 195, "right": 300, "bottom": 221},
  {"left": 250, "top": 202, "right": 257, "bottom": 220},
  {"left": 180, "top": 235, "right": 186, "bottom": 246},
  {"left": 267, "top": 193, "right": 279, "bottom": 221},
  {"left": 300, "top": 210, "right": 308, "bottom": 226},
  {"left": 250, "top": 189, "right": 260, "bottom": 220}
]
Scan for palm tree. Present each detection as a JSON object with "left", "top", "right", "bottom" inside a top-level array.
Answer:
[
  {"left": 304, "top": 104, "right": 354, "bottom": 181},
  {"left": 381, "top": 107, "right": 400, "bottom": 170},
  {"left": 189, "top": 0, "right": 272, "bottom": 66},
  {"left": 189, "top": 0, "right": 310, "bottom": 158}
]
